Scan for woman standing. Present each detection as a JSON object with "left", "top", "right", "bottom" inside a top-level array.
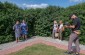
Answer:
[
  {"left": 21, "top": 20, "right": 28, "bottom": 40},
  {"left": 13, "top": 20, "right": 21, "bottom": 43},
  {"left": 52, "top": 20, "right": 58, "bottom": 38},
  {"left": 58, "top": 20, "right": 64, "bottom": 41}
]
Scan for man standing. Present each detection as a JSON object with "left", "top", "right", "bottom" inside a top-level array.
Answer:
[{"left": 65, "top": 14, "right": 81, "bottom": 55}]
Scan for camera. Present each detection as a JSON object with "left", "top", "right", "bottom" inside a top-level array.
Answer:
[{"left": 64, "top": 22, "right": 70, "bottom": 26}]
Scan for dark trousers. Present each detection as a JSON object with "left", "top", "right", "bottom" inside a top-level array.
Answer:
[{"left": 68, "top": 33, "right": 80, "bottom": 53}]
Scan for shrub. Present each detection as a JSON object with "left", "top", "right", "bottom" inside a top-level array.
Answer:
[{"left": 0, "top": 34, "right": 14, "bottom": 44}]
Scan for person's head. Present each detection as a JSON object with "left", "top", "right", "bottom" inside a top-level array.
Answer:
[
  {"left": 16, "top": 20, "right": 19, "bottom": 24},
  {"left": 54, "top": 20, "right": 57, "bottom": 24},
  {"left": 22, "top": 20, "right": 26, "bottom": 23},
  {"left": 59, "top": 20, "right": 63, "bottom": 24},
  {"left": 70, "top": 14, "right": 77, "bottom": 20}
]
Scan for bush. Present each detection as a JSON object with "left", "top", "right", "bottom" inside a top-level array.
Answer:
[{"left": 0, "top": 34, "right": 14, "bottom": 44}]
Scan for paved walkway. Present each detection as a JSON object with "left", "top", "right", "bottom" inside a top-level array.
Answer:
[{"left": 0, "top": 36, "right": 85, "bottom": 55}]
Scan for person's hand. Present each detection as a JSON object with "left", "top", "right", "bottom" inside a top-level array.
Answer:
[{"left": 65, "top": 25, "right": 69, "bottom": 28}]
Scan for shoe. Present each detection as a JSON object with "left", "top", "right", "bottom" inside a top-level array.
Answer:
[{"left": 65, "top": 51, "right": 73, "bottom": 54}]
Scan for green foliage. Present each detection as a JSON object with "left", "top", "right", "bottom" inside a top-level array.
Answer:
[
  {"left": 0, "top": 1, "right": 85, "bottom": 44},
  {"left": 0, "top": 35, "right": 14, "bottom": 44}
]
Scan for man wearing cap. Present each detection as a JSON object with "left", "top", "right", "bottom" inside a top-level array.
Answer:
[{"left": 65, "top": 14, "right": 81, "bottom": 55}]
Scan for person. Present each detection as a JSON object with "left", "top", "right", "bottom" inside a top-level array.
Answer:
[
  {"left": 13, "top": 20, "right": 21, "bottom": 43},
  {"left": 65, "top": 14, "right": 81, "bottom": 55},
  {"left": 21, "top": 20, "right": 28, "bottom": 40},
  {"left": 58, "top": 20, "right": 64, "bottom": 40},
  {"left": 52, "top": 20, "right": 58, "bottom": 38}
]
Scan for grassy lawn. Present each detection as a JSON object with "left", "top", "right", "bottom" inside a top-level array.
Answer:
[{"left": 9, "top": 44, "right": 85, "bottom": 55}]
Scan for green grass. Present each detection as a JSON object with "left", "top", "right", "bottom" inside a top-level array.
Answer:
[{"left": 9, "top": 44, "right": 85, "bottom": 55}]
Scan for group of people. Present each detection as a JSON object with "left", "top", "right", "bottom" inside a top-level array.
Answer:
[
  {"left": 13, "top": 14, "right": 81, "bottom": 55},
  {"left": 52, "top": 20, "right": 64, "bottom": 41},
  {"left": 52, "top": 14, "right": 81, "bottom": 55},
  {"left": 13, "top": 20, "right": 28, "bottom": 43}
]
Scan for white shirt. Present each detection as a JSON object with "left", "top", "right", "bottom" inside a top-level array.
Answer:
[
  {"left": 59, "top": 24, "right": 63, "bottom": 30},
  {"left": 53, "top": 24, "right": 58, "bottom": 30}
]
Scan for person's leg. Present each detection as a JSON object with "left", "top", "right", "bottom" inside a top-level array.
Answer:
[
  {"left": 17, "top": 33, "right": 20, "bottom": 42},
  {"left": 52, "top": 30, "right": 55, "bottom": 38},
  {"left": 17, "top": 37, "right": 19, "bottom": 42},
  {"left": 60, "top": 30, "right": 62, "bottom": 40},
  {"left": 16, "top": 37, "right": 18, "bottom": 43},
  {"left": 25, "top": 35, "right": 27, "bottom": 40},
  {"left": 22, "top": 34, "right": 25, "bottom": 40},
  {"left": 21, "top": 31, "right": 25, "bottom": 40},
  {"left": 68, "top": 33, "right": 75, "bottom": 52},
  {"left": 59, "top": 30, "right": 62, "bottom": 40},
  {"left": 76, "top": 39, "right": 80, "bottom": 53},
  {"left": 24, "top": 31, "right": 28, "bottom": 40},
  {"left": 15, "top": 33, "right": 18, "bottom": 43},
  {"left": 74, "top": 34, "right": 80, "bottom": 54},
  {"left": 54, "top": 30, "right": 56, "bottom": 38},
  {"left": 58, "top": 31, "right": 60, "bottom": 40}
]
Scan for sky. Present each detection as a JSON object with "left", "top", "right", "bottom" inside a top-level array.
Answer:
[{"left": 0, "top": 0, "right": 85, "bottom": 9}]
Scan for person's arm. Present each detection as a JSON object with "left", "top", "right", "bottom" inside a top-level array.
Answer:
[
  {"left": 65, "top": 24, "right": 75, "bottom": 28},
  {"left": 67, "top": 25, "right": 75, "bottom": 28},
  {"left": 13, "top": 25, "right": 15, "bottom": 30},
  {"left": 65, "top": 19, "right": 77, "bottom": 29}
]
